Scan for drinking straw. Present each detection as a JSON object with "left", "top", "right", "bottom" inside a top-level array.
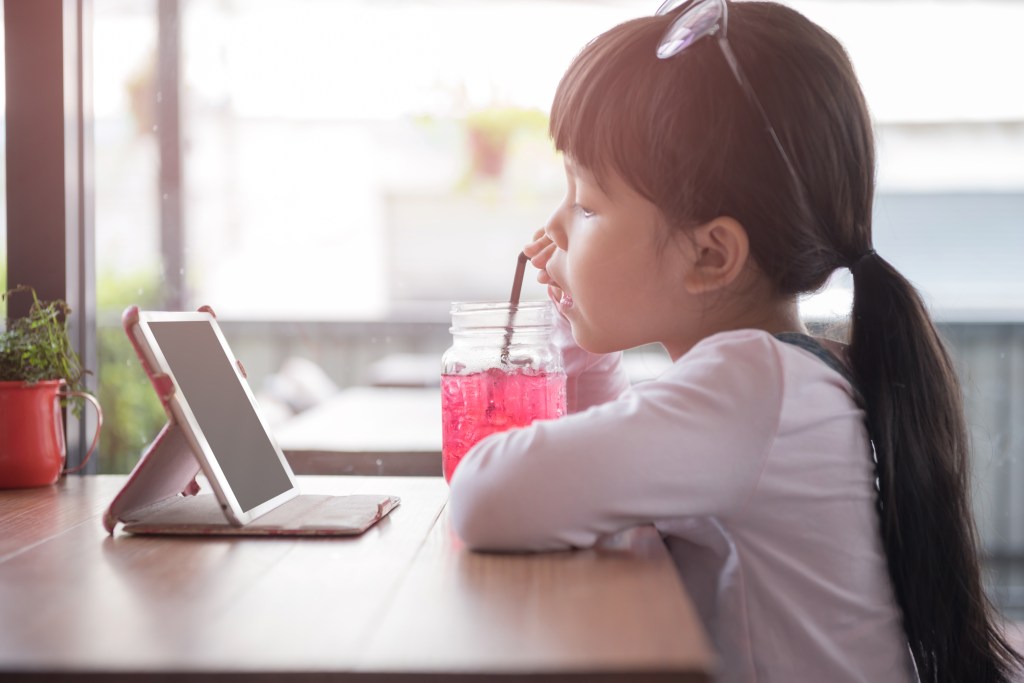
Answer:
[
  {"left": 501, "top": 252, "right": 530, "bottom": 363},
  {"left": 509, "top": 251, "right": 529, "bottom": 308}
]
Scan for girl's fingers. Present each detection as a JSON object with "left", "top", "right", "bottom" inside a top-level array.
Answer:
[
  {"left": 524, "top": 227, "right": 557, "bottom": 285},
  {"left": 528, "top": 240, "right": 555, "bottom": 267},
  {"left": 523, "top": 230, "right": 553, "bottom": 260}
]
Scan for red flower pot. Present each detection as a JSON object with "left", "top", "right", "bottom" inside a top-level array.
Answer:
[{"left": 0, "top": 380, "right": 102, "bottom": 488}]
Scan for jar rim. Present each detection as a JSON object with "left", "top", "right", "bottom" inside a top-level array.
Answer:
[
  {"left": 449, "top": 300, "right": 552, "bottom": 312},
  {"left": 449, "top": 300, "right": 556, "bottom": 332}
]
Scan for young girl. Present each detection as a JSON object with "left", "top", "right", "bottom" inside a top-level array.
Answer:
[{"left": 447, "top": 1, "right": 1023, "bottom": 682}]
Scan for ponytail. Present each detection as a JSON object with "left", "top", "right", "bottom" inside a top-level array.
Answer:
[{"left": 848, "top": 253, "right": 1023, "bottom": 682}]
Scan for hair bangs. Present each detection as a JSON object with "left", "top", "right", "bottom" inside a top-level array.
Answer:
[{"left": 549, "top": 17, "right": 673, "bottom": 200}]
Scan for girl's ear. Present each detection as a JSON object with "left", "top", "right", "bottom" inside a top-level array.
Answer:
[{"left": 681, "top": 216, "right": 750, "bottom": 294}]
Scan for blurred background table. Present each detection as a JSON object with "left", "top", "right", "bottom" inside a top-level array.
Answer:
[
  {"left": 271, "top": 349, "right": 673, "bottom": 478},
  {"left": 274, "top": 386, "right": 442, "bottom": 476}
]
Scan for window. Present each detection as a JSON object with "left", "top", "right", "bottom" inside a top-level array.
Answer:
[{"left": 93, "top": 0, "right": 652, "bottom": 473}]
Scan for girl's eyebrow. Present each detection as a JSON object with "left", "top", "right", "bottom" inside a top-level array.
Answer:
[
  {"left": 564, "top": 156, "right": 615, "bottom": 199},
  {"left": 577, "top": 167, "right": 598, "bottom": 186},
  {"left": 565, "top": 158, "right": 603, "bottom": 191}
]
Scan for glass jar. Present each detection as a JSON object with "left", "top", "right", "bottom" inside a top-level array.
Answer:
[{"left": 440, "top": 300, "right": 566, "bottom": 483}]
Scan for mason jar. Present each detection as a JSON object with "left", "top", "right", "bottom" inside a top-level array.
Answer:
[{"left": 440, "top": 300, "right": 566, "bottom": 483}]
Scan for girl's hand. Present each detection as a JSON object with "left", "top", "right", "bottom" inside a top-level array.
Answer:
[{"left": 523, "top": 227, "right": 557, "bottom": 286}]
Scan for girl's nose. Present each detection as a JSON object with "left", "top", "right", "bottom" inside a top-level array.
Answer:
[{"left": 544, "top": 214, "right": 568, "bottom": 250}]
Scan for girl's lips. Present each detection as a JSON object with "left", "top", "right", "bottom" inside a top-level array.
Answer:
[{"left": 548, "top": 283, "right": 574, "bottom": 311}]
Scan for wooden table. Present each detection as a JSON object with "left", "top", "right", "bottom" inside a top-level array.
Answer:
[
  {"left": 274, "top": 387, "right": 442, "bottom": 476},
  {"left": 0, "top": 475, "right": 713, "bottom": 681}
]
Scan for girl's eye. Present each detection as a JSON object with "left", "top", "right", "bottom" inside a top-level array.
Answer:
[{"left": 573, "top": 203, "right": 595, "bottom": 219}]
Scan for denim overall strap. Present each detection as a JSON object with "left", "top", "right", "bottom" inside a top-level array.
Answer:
[
  {"left": 774, "top": 329, "right": 878, "bottom": 488},
  {"left": 773, "top": 332, "right": 856, "bottom": 390}
]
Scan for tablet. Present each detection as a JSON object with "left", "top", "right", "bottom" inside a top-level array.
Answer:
[{"left": 128, "top": 310, "right": 298, "bottom": 526}]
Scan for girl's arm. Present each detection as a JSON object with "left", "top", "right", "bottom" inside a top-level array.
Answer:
[{"left": 449, "top": 329, "right": 785, "bottom": 552}]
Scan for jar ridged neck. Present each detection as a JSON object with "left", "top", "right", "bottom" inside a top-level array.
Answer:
[
  {"left": 442, "top": 300, "right": 563, "bottom": 375},
  {"left": 448, "top": 301, "right": 555, "bottom": 334}
]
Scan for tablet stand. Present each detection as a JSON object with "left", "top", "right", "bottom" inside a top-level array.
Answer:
[
  {"left": 102, "top": 306, "right": 208, "bottom": 534},
  {"left": 102, "top": 422, "right": 202, "bottom": 534}
]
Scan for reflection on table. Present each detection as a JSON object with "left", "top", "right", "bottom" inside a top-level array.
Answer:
[{"left": 0, "top": 475, "right": 714, "bottom": 681}]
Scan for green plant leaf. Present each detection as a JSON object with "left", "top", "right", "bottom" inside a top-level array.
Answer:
[{"left": 0, "top": 285, "right": 87, "bottom": 397}]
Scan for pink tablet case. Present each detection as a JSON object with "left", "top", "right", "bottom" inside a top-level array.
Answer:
[{"left": 103, "top": 305, "right": 399, "bottom": 537}]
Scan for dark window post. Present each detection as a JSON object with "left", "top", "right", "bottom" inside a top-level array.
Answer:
[{"left": 4, "top": 0, "right": 97, "bottom": 473}]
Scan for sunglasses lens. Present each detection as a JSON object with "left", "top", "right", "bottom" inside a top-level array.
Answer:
[
  {"left": 656, "top": 1, "right": 723, "bottom": 59},
  {"left": 655, "top": 0, "right": 691, "bottom": 16}
]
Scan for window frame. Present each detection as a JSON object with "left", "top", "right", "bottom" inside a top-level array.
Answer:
[{"left": 4, "top": 0, "right": 97, "bottom": 472}]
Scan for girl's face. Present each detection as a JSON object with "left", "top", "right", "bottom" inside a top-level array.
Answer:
[{"left": 541, "top": 159, "right": 700, "bottom": 356}]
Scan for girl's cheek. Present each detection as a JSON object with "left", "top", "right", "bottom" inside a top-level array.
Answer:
[{"left": 545, "top": 250, "right": 563, "bottom": 279}]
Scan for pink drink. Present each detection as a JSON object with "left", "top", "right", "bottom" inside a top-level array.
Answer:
[{"left": 441, "top": 368, "right": 567, "bottom": 482}]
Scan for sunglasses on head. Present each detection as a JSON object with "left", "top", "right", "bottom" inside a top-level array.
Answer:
[{"left": 655, "top": 0, "right": 810, "bottom": 214}]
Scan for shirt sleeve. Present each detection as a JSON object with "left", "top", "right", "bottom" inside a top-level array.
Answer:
[
  {"left": 448, "top": 329, "right": 785, "bottom": 551},
  {"left": 552, "top": 313, "right": 631, "bottom": 412}
]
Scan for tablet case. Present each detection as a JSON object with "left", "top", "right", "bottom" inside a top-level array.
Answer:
[{"left": 103, "top": 305, "right": 400, "bottom": 537}]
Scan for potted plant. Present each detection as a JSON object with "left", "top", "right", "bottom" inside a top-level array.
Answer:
[
  {"left": 0, "top": 286, "right": 102, "bottom": 488},
  {"left": 464, "top": 106, "right": 548, "bottom": 181}
]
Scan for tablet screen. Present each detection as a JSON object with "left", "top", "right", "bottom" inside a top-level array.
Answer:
[{"left": 147, "top": 320, "right": 292, "bottom": 512}]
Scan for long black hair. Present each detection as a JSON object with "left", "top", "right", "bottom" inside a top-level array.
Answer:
[{"left": 549, "top": 2, "right": 1023, "bottom": 680}]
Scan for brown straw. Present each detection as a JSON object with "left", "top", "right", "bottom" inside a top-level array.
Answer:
[{"left": 501, "top": 252, "right": 530, "bottom": 364}]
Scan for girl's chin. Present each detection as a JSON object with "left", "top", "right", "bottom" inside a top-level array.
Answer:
[{"left": 566, "top": 322, "right": 617, "bottom": 356}]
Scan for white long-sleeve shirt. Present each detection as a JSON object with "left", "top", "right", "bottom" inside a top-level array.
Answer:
[{"left": 448, "top": 325, "right": 916, "bottom": 683}]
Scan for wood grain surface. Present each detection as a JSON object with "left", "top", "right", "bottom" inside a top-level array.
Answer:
[{"left": 0, "top": 475, "right": 712, "bottom": 681}]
